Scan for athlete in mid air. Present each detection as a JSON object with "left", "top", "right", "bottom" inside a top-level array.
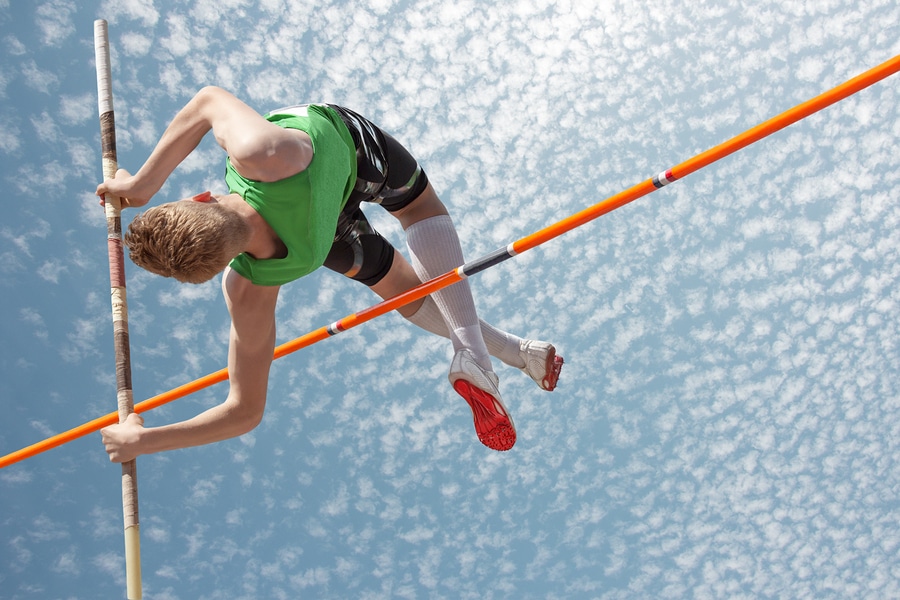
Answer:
[{"left": 97, "top": 86, "right": 563, "bottom": 459}]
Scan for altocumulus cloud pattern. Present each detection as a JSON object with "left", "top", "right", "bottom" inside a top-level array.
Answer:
[{"left": 1, "top": 1, "right": 899, "bottom": 598}]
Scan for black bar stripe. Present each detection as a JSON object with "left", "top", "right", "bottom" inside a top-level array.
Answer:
[{"left": 462, "top": 247, "right": 515, "bottom": 277}]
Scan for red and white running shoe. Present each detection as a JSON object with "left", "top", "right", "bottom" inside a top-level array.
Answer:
[
  {"left": 449, "top": 349, "right": 516, "bottom": 451},
  {"left": 518, "top": 340, "right": 564, "bottom": 391}
]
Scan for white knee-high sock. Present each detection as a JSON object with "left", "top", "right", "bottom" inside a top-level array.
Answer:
[
  {"left": 406, "top": 296, "right": 526, "bottom": 368},
  {"left": 406, "top": 215, "right": 492, "bottom": 371}
]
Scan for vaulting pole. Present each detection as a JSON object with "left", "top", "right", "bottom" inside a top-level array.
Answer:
[
  {"left": 1, "top": 53, "right": 898, "bottom": 470},
  {"left": 94, "top": 19, "right": 142, "bottom": 600}
]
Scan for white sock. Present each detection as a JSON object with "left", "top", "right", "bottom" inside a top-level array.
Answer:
[
  {"left": 406, "top": 296, "right": 526, "bottom": 368},
  {"left": 406, "top": 215, "right": 492, "bottom": 371}
]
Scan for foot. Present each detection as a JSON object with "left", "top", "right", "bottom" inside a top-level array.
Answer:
[
  {"left": 449, "top": 349, "right": 516, "bottom": 451},
  {"left": 519, "top": 340, "right": 564, "bottom": 391}
]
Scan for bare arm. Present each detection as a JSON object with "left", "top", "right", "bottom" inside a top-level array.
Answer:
[
  {"left": 101, "top": 268, "right": 280, "bottom": 461},
  {"left": 95, "top": 86, "right": 312, "bottom": 207}
]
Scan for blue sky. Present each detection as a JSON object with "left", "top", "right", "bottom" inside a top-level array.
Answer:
[{"left": 1, "top": 0, "right": 899, "bottom": 598}]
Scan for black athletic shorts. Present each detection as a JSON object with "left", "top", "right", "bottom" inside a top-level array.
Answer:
[
  {"left": 324, "top": 105, "right": 429, "bottom": 286},
  {"left": 326, "top": 105, "right": 429, "bottom": 212}
]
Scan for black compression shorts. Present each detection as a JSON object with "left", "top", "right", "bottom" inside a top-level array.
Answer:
[{"left": 325, "top": 105, "right": 429, "bottom": 286}]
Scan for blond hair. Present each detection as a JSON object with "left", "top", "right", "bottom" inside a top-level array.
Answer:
[{"left": 124, "top": 201, "right": 250, "bottom": 284}]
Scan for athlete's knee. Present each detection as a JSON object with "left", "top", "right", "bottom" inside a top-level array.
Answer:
[
  {"left": 323, "top": 232, "right": 395, "bottom": 286},
  {"left": 392, "top": 183, "right": 449, "bottom": 229}
]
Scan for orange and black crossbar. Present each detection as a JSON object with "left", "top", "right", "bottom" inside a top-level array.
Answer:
[{"left": 1, "top": 53, "right": 898, "bottom": 471}]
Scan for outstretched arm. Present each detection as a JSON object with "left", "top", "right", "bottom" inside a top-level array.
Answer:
[
  {"left": 100, "top": 268, "right": 280, "bottom": 462},
  {"left": 95, "top": 86, "right": 312, "bottom": 208}
]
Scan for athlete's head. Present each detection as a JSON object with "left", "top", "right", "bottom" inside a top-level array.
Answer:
[{"left": 124, "top": 197, "right": 250, "bottom": 284}]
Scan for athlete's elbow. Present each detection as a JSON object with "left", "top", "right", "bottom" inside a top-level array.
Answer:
[
  {"left": 227, "top": 399, "right": 265, "bottom": 436},
  {"left": 195, "top": 85, "right": 227, "bottom": 104},
  {"left": 237, "top": 407, "right": 264, "bottom": 435}
]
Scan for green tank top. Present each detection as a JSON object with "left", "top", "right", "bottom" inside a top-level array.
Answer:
[{"left": 226, "top": 104, "right": 357, "bottom": 286}]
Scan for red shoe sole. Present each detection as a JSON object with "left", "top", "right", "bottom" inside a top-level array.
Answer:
[
  {"left": 543, "top": 354, "right": 565, "bottom": 391},
  {"left": 453, "top": 380, "right": 516, "bottom": 451}
]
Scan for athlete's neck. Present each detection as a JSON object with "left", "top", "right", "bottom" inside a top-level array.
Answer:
[{"left": 219, "top": 193, "right": 287, "bottom": 259}]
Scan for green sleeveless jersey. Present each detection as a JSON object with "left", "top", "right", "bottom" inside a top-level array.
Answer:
[{"left": 226, "top": 105, "right": 357, "bottom": 286}]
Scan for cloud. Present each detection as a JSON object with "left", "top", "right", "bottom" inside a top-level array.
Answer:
[
  {"left": 0, "top": 468, "right": 33, "bottom": 484},
  {"left": 35, "top": 0, "right": 77, "bottom": 47},
  {"left": 101, "top": 0, "right": 161, "bottom": 28},
  {"left": 20, "top": 59, "right": 59, "bottom": 94},
  {"left": 37, "top": 259, "right": 66, "bottom": 283},
  {"left": 50, "top": 547, "right": 80, "bottom": 575},
  {"left": 0, "top": 117, "right": 21, "bottom": 152},
  {"left": 1, "top": 219, "right": 50, "bottom": 257},
  {"left": 2, "top": 1, "right": 900, "bottom": 599}
]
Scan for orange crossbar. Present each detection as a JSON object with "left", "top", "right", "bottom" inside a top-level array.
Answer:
[
  {"left": 512, "top": 53, "right": 900, "bottom": 255},
  {"left": 1, "top": 53, "right": 897, "bottom": 470}
]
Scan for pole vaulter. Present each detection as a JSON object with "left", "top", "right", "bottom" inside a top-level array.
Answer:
[
  {"left": 94, "top": 19, "right": 143, "bottom": 600},
  {"left": 1, "top": 53, "right": 898, "bottom": 471}
]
